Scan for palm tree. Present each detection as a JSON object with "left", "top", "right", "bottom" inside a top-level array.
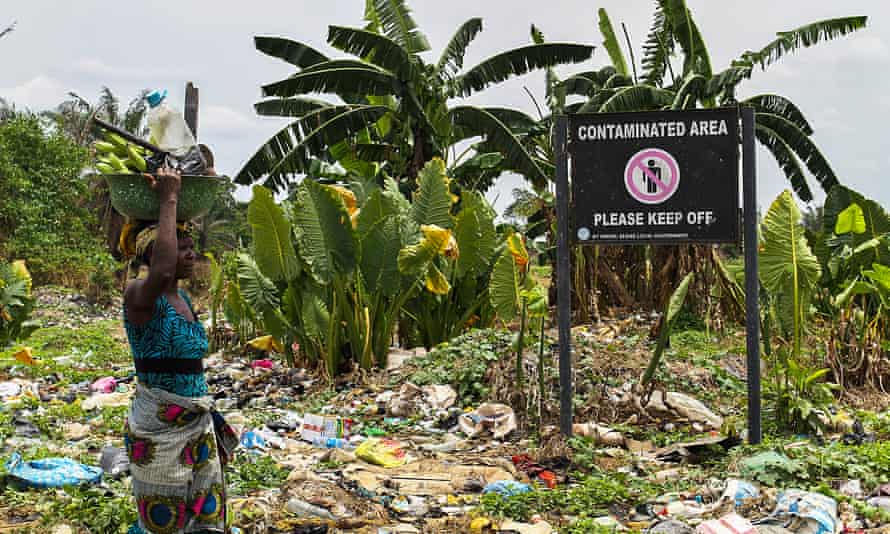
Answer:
[
  {"left": 236, "top": 0, "right": 594, "bottom": 193},
  {"left": 47, "top": 87, "right": 149, "bottom": 147}
]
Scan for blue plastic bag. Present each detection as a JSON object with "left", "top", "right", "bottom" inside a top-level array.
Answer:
[
  {"left": 5, "top": 452, "right": 102, "bottom": 488},
  {"left": 482, "top": 480, "right": 532, "bottom": 497}
]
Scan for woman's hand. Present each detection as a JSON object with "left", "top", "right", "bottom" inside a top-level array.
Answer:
[{"left": 144, "top": 167, "right": 182, "bottom": 202}]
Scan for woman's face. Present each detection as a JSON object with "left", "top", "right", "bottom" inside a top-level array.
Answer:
[{"left": 175, "top": 236, "right": 197, "bottom": 279}]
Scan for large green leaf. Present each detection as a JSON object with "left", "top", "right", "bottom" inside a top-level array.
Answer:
[
  {"left": 703, "top": 66, "right": 751, "bottom": 101},
  {"left": 454, "top": 191, "right": 497, "bottom": 278},
  {"left": 411, "top": 158, "right": 453, "bottom": 228},
  {"left": 754, "top": 123, "right": 811, "bottom": 202},
  {"left": 247, "top": 185, "right": 300, "bottom": 282},
  {"left": 356, "top": 189, "right": 402, "bottom": 297},
  {"left": 300, "top": 282, "right": 330, "bottom": 341},
  {"left": 236, "top": 253, "right": 281, "bottom": 313},
  {"left": 262, "top": 65, "right": 397, "bottom": 99},
  {"left": 456, "top": 43, "right": 594, "bottom": 96},
  {"left": 293, "top": 180, "right": 358, "bottom": 284},
  {"left": 756, "top": 112, "right": 839, "bottom": 198},
  {"left": 592, "top": 85, "right": 675, "bottom": 113},
  {"left": 254, "top": 36, "right": 329, "bottom": 69},
  {"left": 823, "top": 186, "right": 890, "bottom": 269},
  {"left": 327, "top": 26, "right": 415, "bottom": 78},
  {"left": 437, "top": 18, "right": 484, "bottom": 76},
  {"left": 671, "top": 74, "right": 706, "bottom": 109},
  {"left": 450, "top": 106, "right": 549, "bottom": 189},
  {"left": 745, "top": 94, "right": 813, "bottom": 135},
  {"left": 254, "top": 97, "right": 331, "bottom": 118},
  {"left": 369, "top": 0, "right": 431, "bottom": 54},
  {"left": 663, "top": 0, "right": 712, "bottom": 78},
  {"left": 759, "top": 190, "right": 822, "bottom": 357},
  {"left": 236, "top": 105, "right": 390, "bottom": 190},
  {"left": 741, "top": 17, "right": 867, "bottom": 70},
  {"left": 561, "top": 68, "right": 616, "bottom": 97},
  {"left": 490, "top": 248, "right": 520, "bottom": 323},
  {"left": 642, "top": 272, "right": 694, "bottom": 385},
  {"left": 641, "top": 1, "right": 675, "bottom": 86},
  {"left": 598, "top": 9, "right": 629, "bottom": 77}
]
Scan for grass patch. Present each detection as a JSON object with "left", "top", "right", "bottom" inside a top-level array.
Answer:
[
  {"left": 401, "top": 328, "right": 512, "bottom": 406},
  {"left": 0, "top": 319, "right": 130, "bottom": 385}
]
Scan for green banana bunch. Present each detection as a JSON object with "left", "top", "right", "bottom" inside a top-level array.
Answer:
[{"left": 93, "top": 131, "right": 151, "bottom": 174}]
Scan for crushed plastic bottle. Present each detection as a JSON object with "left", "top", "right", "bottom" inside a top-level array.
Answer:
[
  {"left": 146, "top": 89, "right": 197, "bottom": 157},
  {"left": 311, "top": 436, "right": 354, "bottom": 450}
]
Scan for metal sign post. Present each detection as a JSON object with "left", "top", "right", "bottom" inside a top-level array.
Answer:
[
  {"left": 553, "top": 108, "right": 760, "bottom": 443},
  {"left": 741, "top": 107, "right": 761, "bottom": 444},
  {"left": 555, "top": 116, "right": 573, "bottom": 437}
]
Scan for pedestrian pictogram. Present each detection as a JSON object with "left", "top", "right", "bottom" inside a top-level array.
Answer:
[{"left": 624, "top": 148, "right": 679, "bottom": 205}]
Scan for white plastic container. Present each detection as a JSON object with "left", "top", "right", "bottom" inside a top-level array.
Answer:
[{"left": 145, "top": 89, "right": 196, "bottom": 157}]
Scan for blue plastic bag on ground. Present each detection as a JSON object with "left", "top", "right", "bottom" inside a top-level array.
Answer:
[
  {"left": 5, "top": 452, "right": 102, "bottom": 488},
  {"left": 482, "top": 480, "right": 532, "bottom": 497}
]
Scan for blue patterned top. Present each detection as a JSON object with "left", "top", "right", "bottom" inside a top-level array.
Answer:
[{"left": 123, "top": 290, "right": 208, "bottom": 397}]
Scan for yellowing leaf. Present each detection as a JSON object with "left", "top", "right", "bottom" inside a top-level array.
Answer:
[
  {"left": 329, "top": 185, "right": 358, "bottom": 216},
  {"left": 11, "top": 260, "right": 31, "bottom": 294},
  {"left": 247, "top": 335, "right": 284, "bottom": 353},
  {"left": 835, "top": 203, "right": 866, "bottom": 235},
  {"left": 420, "top": 225, "right": 453, "bottom": 255},
  {"left": 424, "top": 265, "right": 451, "bottom": 295},
  {"left": 506, "top": 233, "right": 529, "bottom": 269},
  {"left": 14, "top": 346, "right": 36, "bottom": 365}
]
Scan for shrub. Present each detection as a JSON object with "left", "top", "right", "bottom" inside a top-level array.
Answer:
[{"left": 0, "top": 113, "right": 112, "bottom": 289}]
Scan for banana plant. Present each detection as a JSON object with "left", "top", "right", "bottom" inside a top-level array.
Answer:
[{"left": 237, "top": 0, "right": 594, "bottom": 192}]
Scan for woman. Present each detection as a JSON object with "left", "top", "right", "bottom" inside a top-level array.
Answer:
[{"left": 121, "top": 167, "right": 237, "bottom": 534}]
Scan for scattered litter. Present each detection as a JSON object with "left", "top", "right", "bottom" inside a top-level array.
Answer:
[
  {"left": 82, "top": 390, "right": 130, "bottom": 410},
  {"left": 459, "top": 403, "right": 516, "bottom": 439},
  {"left": 90, "top": 376, "right": 117, "bottom": 393},
  {"left": 768, "top": 490, "right": 837, "bottom": 534},
  {"left": 356, "top": 438, "right": 407, "bottom": 468},
  {"left": 62, "top": 422, "right": 91, "bottom": 441},
  {"left": 482, "top": 480, "right": 532, "bottom": 497},
  {"left": 5, "top": 452, "right": 102, "bottom": 488},
  {"left": 697, "top": 513, "right": 756, "bottom": 534},
  {"left": 99, "top": 445, "right": 130, "bottom": 478},
  {"left": 301, "top": 413, "right": 353, "bottom": 443},
  {"left": 572, "top": 421, "right": 625, "bottom": 446},
  {"left": 286, "top": 497, "right": 337, "bottom": 520}
]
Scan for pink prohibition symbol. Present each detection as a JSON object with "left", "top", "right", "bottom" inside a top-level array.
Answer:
[{"left": 624, "top": 148, "right": 680, "bottom": 205}]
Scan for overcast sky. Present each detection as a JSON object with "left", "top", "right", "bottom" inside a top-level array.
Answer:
[{"left": 2, "top": 1, "right": 887, "bottom": 213}]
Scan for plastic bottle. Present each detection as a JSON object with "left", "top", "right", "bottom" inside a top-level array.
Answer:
[
  {"left": 311, "top": 436, "right": 353, "bottom": 450},
  {"left": 285, "top": 497, "right": 336, "bottom": 520},
  {"left": 145, "top": 89, "right": 196, "bottom": 157}
]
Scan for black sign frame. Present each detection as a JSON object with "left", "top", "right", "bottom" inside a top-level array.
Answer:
[
  {"left": 553, "top": 107, "right": 761, "bottom": 445},
  {"left": 569, "top": 108, "right": 740, "bottom": 245}
]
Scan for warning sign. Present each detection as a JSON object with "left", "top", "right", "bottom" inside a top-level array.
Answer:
[
  {"left": 625, "top": 148, "right": 679, "bottom": 204},
  {"left": 570, "top": 108, "right": 739, "bottom": 244}
]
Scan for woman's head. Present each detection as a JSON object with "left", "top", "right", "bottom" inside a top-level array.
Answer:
[
  {"left": 142, "top": 234, "right": 197, "bottom": 279},
  {"left": 121, "top": 222, "right": 196, "bottom": 279}
]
